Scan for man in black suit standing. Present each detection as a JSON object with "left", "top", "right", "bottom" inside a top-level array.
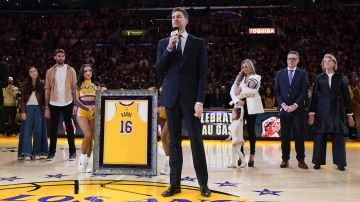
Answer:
[
  {"left": 275, "top": 51, "right": 309, "bottom": 169},
  {"left": 156, "top": 7, "right": 211, "bottom": 197}
]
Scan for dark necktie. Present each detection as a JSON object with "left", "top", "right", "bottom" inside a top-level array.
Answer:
[{"left": 177, "top": 35, "right": 182, "bottom": 54}]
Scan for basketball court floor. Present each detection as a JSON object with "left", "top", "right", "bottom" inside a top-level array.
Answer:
[{"left": 0, "top": 137, "right": 359, "bottom": 201}]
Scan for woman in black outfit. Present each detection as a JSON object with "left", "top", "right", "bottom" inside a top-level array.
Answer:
[{"left": 309, "top": 54, "right": 354, "bottom": 171}]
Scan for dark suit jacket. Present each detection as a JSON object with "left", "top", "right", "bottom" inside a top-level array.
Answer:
[
  {"left": 309, "top": 72, "right": 352, "bottom": 135},
  {"left": 0, "top": 63, "right": 9, "bottom": 106},
  {"left": 155, "top": 34, "right": 208, "bottom": 108},
  {"left": 275, "top": 67, "right": 309, "bottom": 117}
]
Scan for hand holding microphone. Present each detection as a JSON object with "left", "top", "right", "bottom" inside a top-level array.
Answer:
[{"left": 167, "top": 27, "right": 179, "bottom": 49}]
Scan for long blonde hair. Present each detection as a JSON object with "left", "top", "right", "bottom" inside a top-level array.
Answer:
[
  {"left": 242, "top": 59, "right": 256, "bottom": 75},
  {"left": 234, "top": 59, "right": 256, "bottom": 88}
]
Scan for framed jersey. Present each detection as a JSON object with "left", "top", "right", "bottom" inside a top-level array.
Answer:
[{"left": 93, "top": 89, "right": 158, "bottom": 175}]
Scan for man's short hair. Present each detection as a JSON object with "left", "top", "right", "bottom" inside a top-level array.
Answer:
[
  {"left": 172, "top": 7, "right": 189, "bottom": 19},
  {"left": 288, "top": 51, "right": 300, "bottom": 60},
  {"left": 54, "top": 49, "right": 65, "bottom": 56}
]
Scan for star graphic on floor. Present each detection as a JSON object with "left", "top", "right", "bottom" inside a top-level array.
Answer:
[
  {"left": 181, "top": 176, "right": 196, "bottom": 182},
  {"left": 253, "top": 188, "right": 282, "bottom": 196},
  {"left": 45, "top": 174, "right": 69, "bottom": 179},
  {"left": 0, "top": 176, "right": 22, "bottom": 182},
  {"left": 214, "top": 181, "right": 240, "bottom": 187}
]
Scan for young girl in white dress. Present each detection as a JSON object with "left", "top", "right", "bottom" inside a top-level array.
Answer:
[{"left": 226, "top": 107, "right": 246, "bottom": 168}]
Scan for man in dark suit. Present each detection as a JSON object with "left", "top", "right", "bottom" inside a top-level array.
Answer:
[
  {"left": 0, "top": 62, "right": 9, "bottom": 136},
  {"left": 275, "top": 51, "right": 309, "bottom": 169},
  {"left": 155, "top": 7, "right": 211, "bottom": 197}
]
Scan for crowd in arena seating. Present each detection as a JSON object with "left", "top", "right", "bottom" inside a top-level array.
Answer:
[{"left": 0, "top": 3, "right": 359, "bottom": 109}]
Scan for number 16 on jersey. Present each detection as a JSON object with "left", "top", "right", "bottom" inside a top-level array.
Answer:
[{"left": 120, "top": 121, "right": 133, "bottom": 134}]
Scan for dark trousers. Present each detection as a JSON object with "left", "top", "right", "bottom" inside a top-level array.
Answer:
[
  {"left": 0, "top": 105, "right": 17, "bottom": 134},
  {"left": 166, "top": 99, "right": 208, "bottom": 186},
  {"left": 48, "top": 103, "right": 76, "bottom": 155},
  {"left": 312, "top": 134, "right": 346, "bottom": 167},
  {"left": 240, "top": 102, "right": 257, "bottom": 156},
  {"left": 280, "top": 115, "right": 305, "bottom": 161}
]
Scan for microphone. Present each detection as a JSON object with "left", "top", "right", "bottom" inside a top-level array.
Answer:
[
  {"left": 170, "top": 27, "right": 179, "bottom": 45},
  {"left": 171, "top": 27, "right": 179, "bottom": 36}
]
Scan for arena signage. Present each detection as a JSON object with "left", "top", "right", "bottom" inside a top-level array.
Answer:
[
  {"left": 200, "top": 111, "right": 231, "bottom": 136},
  {"left": 197, "top": 110, "right": 283, "bottom": 139},
  {"left": 122, "top": 30, "right": 145, "bottom": 36},
  {"left": 248, "top": 28, "right": 275, "bottom": 34}
]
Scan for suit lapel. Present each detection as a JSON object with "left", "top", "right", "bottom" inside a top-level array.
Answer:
[{"left": 180, "top": 35, "right": 193, "bottom": 68}]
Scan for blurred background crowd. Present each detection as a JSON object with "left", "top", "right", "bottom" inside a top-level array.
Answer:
[{"left": 0, "top": 0, "right": 359, "bottom": 138}]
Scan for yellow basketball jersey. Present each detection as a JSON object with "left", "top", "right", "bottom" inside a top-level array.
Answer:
[{"left": 103, "top": 100, "right": 148, "bottom": 165}]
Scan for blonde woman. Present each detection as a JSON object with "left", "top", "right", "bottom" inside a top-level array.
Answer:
[
  {"left": 230, "top": 59, "right": 264, "bottom": 167},
  {"left": 309, "top": 54, "right": 354, "bottom": 171}
]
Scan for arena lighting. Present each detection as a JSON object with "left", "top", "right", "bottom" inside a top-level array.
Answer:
[
  {"left": 122, "top": 30, "right": 145, "bottom": 36},
  {"left": 248, "top": 28, "right": 275, "bottom": 34}
]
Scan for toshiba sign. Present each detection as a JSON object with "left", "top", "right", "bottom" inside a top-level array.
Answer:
[{"left": 249, "top": 28, "right": 276, "bottom": 34}]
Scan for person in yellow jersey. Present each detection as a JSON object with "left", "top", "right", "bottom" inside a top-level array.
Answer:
[
  {"left": 74, "top": 64, "right": 106, "bottom": 172},
  {"left": 1, "top": 77, "right": 19, "bottom": 136},
  {"left": 149, "top": 86, "right": 170, "bottom": 175},
  {"left": 158, "top": 104, "right": 170, "bottom": 175}
]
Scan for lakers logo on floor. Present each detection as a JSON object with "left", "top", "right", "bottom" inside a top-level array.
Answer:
[{"left": 0, "top": 180, "right": 249, "bottom": 201}]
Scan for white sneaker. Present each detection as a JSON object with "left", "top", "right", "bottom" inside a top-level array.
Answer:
[
  {"left": 86, "top": 155, "right": 93, "bottom": 173},
  {"left": 160, "top": 164, "right": 170, "bottom": 175},
  {"left": 239, "top": 162, "right": 247, "bottom": 168},
  {"left": 34, "top": 156, "right": 41, "bottom": 160},
  {"left": 79, "top": 156, "right": 88, "bottom": 173},
  {"left": 24, "top": 156, "right": 31, "bottom": 161},
  {"left": 226, "top": 164, "right": 237, "bottom": 168},
  {"left": 86, "top": 166, "right": 93, "bottom": 173},
  {"left": 17, "top": 156, "right": 24, "bottom": 160}
]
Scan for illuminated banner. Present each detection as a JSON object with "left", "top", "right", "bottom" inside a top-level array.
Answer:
[
  {"left": 199, "top": 109, "right": 281, "bottom": 138},
  {"left": 122, "top": 30, "right": 145, "bottom": 36},
  {"left": 200, "top": 111, "right": 231, "bottom": 136},
  {"left": 249, "top": 28, "right": 275, "bottom": 34},
  {"left": 195, "top": 109, "right": 312, "bottom": 140},
  {"left": 93, "top": 90, "right": 158, "bottom": 175}
]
